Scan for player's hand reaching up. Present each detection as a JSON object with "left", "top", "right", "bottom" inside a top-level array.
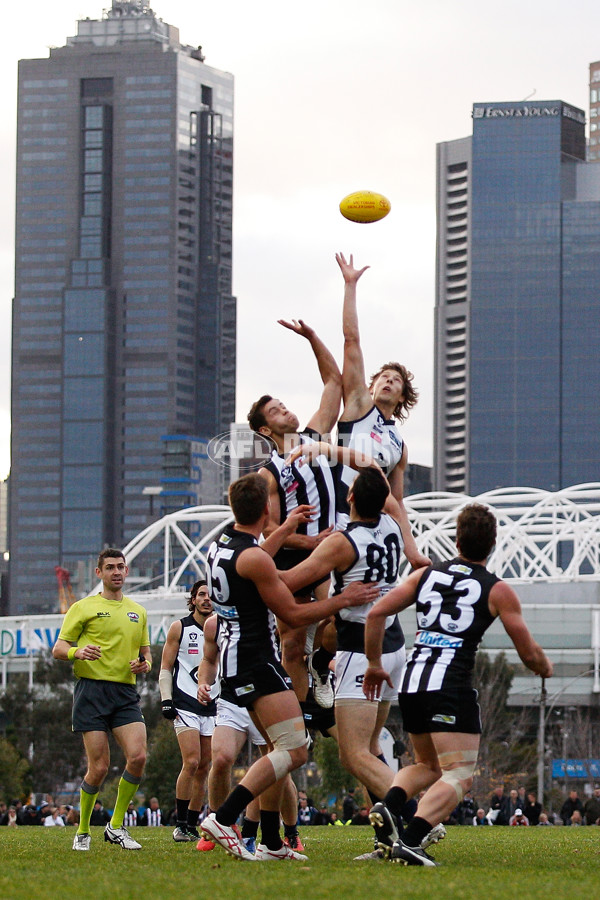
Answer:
[{"left": 335, "top": 252, "right": 369, "bottom": 284}]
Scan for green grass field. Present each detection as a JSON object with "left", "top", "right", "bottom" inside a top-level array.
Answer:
[{"left": 1, "top": 825, "right": 598, "bottom": 900}]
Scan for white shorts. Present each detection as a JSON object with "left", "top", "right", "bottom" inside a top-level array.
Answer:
[
  {"left": 174, "top": 710, "right": 216, "bottom": 736},
  {"left": 215, "top": 698, "right": 266, "bottom": 746},
  {"left": 334, "top": 647, "right": 406, "bottom": 702}
]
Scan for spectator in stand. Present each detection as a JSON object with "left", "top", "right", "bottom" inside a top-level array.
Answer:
[
  {"left": 342, "top": 788, "right": 359, "bottom": 823},
  {"left": 560, "top": 789, "right": 584, "bottom": 825},
  {"left": 517, "top": 785, "right": 527, "bottom": 808},
  {"left": 473, "top": 808, "right": 489, "bottom": 825},
  {"left": 506, "top": 789, "right": 520, "bottom": 822},
  {"left": 537, "top": 812, "right": 553, "bottom": 825},
  {"left": 489, "top": 785, "right": 509, "bottom": 825},
  {"left": 297, "top": 795, "right": 318, "bottom": 826},
  {"left": 350, "top": 807, "right": 371, "bottom": 826},
  {"left": 89, "top": 801, "right": 111, "bottom": 826},
  {"left": 123, "top": 801, "right": 139, "bottom": 828},
  {"left": 569, "top": 809, "right": 584, "bottom": 826},
  {"left": 328, "top": 812, "right": 344, "bottom": 826},
  {"left": 524, "top": 791, "right": 541, "bottom": 826},
  {"left": 457, "top": 791, "right": 477, "bottom": 825},
  {"left": 44, "top": 807, "right": 66, "bottom": 827},
  {"left": 0, "top": 801, "right": 6, "bottom": 820},
  {"left": 583, "top": 784, "right": 600, "bottom": 826},
  {"left": 65, "top": 808, "right": 80, "bottom": 827},
  {"left": 22, "top": 805, "right": 42, "bottom": 826},
  {"left": 140, "top": 796, "right": 164, "bottom": 826},
  {"left": 38, "top": 801, "right": 52, "bottom": 820},
  {"left": 313, "top": 805, "right": 332, "bottom": 826},
  {"left": 1, "top": 806, "right": 19, "bottom": 827},
  {"left": 509, "top": 808, "right": 529, "bottom": 826}
]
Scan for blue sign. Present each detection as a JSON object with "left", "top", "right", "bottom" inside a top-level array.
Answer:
[{"left": 552, "top": 759, "right": 600, "bottom": 779}]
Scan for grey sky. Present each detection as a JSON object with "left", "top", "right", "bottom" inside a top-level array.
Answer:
[{"left": 2, "top": 0, "right": 600, "bottom": 479}]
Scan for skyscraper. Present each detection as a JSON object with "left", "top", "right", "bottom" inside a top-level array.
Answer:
[
  {"left": 435, "top": 100, "right": 600, "bottom": 495},
  {"left": 10, "top": 1, "right": 235, "bottom": 613}
]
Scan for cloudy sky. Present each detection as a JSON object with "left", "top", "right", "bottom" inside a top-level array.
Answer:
[{"left": 1, "top": 0, "right": 600, "bottom": 479}]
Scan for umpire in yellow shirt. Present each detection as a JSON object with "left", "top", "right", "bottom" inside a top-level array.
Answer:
[{"left": 53, "top": 548, "right": 151, "bottom": 851}]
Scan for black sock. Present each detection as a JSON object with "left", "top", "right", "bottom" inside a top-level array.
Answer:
[
  {"left": 216, "top": 785, "right": 255, "bottom": 826},
  {"left": 402, "top": 815, "right": 434, "bottom": 848},
  {"left": 401, "top": 798, "right": 418, "bottom": 823},
  {"left": 260, "top": 810, "right": 282, "bottom": 850},
  {"left": 311, "top": 646, "right": 334, "bottom": 675},
  {"left": 241, "top": 816, "right": 259, "bottom": 839},
  {"left": 176, "top": 798, "right": 189, "bottom": 826},
  {"left": 187, "top": 809, "right": 200, "bottom": 829},
  {"left": 284, "top": 822, "right": 298, "bottom": 839},
  {"left": 384, "top": 786, "right": 408, "bottom": 821}
]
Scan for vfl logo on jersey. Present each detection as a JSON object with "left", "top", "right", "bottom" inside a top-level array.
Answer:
[
  {"left": 280, "top": 466, "right": 299, "bottom": 494},
  {"left": 449, "top": 563, "right": 472, "bottom": 576},
  {"left": 127, "top": 612, "right": 140, "bottom": 623},
  {"left": 96, "top": 612, "right": 110, "bottom": 617},
  {"left": 431, "top": 714, "right": 456, "bottom": 725},
  {"left": 415, "top": 630, "right": 463, "bottom": 649},
  {"left": 189, "top": 632, "right": 198, "bottom": 641}
]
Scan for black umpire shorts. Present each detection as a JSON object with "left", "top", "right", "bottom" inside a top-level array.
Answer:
[
  {"left": 221, "top": 660, "right": 294, "bottom": 710},
  {"left": 72, "top": 677, "right": 145, "bottom": 733},
  {"left": 399, "top": 687, "right": 481, "bottom": 735}
]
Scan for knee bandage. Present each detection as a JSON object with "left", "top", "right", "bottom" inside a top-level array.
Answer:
[
  {"left": 265, "top": 717, "right": 307, "bottom": 780},
  {"left": 438, "top": 749, "right": 478, "bottom": 801}
]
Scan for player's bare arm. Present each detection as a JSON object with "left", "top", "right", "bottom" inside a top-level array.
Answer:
[
  {"left": 52, "top": 638, "right": 102, "bottom": 662},
  {"left": 278, "top": 318, "right": 342, "bottom": 436},
  {"left": 260, "top": 503, "right": 315, "bottom": 558},
  {"left": 258, "top": 466, "right": 331, "bottom": 551},
  {"left": 387, "top": 451, "right": 432, "bottom": 569},
  {"left": 287, "top": 440, "right": 380, "bottom": 474},
  {"left": 336, "top": 251, "right": 372, "bottom": 420},
  {"left": 362, "top": 568, "right": 427, "bottom": 700},
  {"left": 197, "top": 613, "right": 218, "bottom": 705},
  {"left": 238, "top": 546, "right": 379, "bottom": 629},
  {"left": 489, "top": 582, "right": 553, "bottom": 678},
  {"left": 160, "top": 620, "right": 183, "bottom": 672},
  {"left": 279, "top": 531, "right": 355, "bottom": 595}
]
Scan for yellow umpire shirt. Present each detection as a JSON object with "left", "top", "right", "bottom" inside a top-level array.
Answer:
[{"left": 58, "top": 594, "right": 150, "bottom": 685}]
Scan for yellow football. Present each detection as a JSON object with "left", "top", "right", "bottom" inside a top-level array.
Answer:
[{"left": 339, "top": 190, "right": 391, "bottom": 224}]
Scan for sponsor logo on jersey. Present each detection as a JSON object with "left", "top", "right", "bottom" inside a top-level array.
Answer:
[
  {"left": 449, "top": 563, "right": 472, "bottom": 575},
  {"left": 220, "top": 533, "right": 232, "bottom": 545},
  {"left": 370, "top": 430, "right": 383, "bottom": 444},
  {"left": 389, "top": 430, "right": 403, "bottom": 451},
  {"left": 431, "top": 713, "right": 456, "bottom": 724},
  {"left": 188, "top": 648, "right": 199, "bottom": 654},
  {"left": 213, "top": 602, "right": 238, "bottom": 619},
  {"left": 415, "top": 630, "right": 463, "bottom": 649},
  {"left": 127, "top": 612, "right": 140, "bottom": 622},
  {"left": 355, "top": 674, "right": 364, "bottom": 685},
  {"left": 235, "top": 683, "right": 255, "bottom": 696},
  {"left": 96, "top": 612, "right": 110, "bottom": 617}
]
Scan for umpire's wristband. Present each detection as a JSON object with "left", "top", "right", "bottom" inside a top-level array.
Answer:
[{"left": 67, "top": 647, "right": 78, "bottom": 661}]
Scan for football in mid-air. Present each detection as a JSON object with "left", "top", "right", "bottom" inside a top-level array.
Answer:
[{"left": 339, "top": 190, "right": 391, "bottom": 223}]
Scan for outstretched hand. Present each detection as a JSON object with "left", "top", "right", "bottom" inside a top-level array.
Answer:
[
  {"left": 362, "top": 665, "right": 393, "bottom": 702},
  {"left": 278, "top": 318, "right": 314, "bottom": 339},
  {"left": 335, "top": 252, "right": 369, "bottom": 284}
]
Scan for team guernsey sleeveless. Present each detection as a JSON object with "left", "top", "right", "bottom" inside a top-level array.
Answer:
[
  {"left": 331, "top": 513, "right": 405, "bottom": 654},
  {"left": 172, "top": 613, "right": 216, "bottom": 716},
  {"left": 336, "top": 406, "right": 404, "bottom": 515},
  {"left": 206, "top": 525, "right": 280, "bottom": 680},
  {"left": 263, "top": 429, "right": 336, "bottom": 535},
  {"left": 401, "top": 558, "right": 499, "bottom": 694}
]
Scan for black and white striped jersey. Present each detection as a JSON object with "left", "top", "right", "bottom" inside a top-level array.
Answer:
[
  {"left": 401, "top": 558, "right": 499, "bottom": 694},
  {"left": 206, "top": 525, "right": 280, "bottom": 680},
  {"left": 172, "top": 613, "right": 216, "bottom": 716},
  {"left": 263, "top": 429, "right": 337, "bottom": 535},
  {"left": 336, "top": 406, "right": 404, "bottom": 516},
  {"left": 331, "top": 513, "right": 405, "bottom": 654}
]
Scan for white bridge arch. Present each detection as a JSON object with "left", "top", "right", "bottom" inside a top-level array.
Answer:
[{"left": 118, "top": 483, "right": 600, "bottom": 604}]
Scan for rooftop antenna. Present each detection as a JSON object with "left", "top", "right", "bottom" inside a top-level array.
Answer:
[{"left": 522, "top": 89, "right": 537, "bottom": 101}]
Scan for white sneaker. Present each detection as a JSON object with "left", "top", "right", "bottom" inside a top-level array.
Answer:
[
  {"left": 201, "top": 813, "right": 258, "bottom": 861},
  {"left": 421, "top": 822, "right": 447, "bottom": 849},
  {"left": 255, "top": 842, "right": 308, "bottom": 861},
  {"left": 104, "top": 823, "right": 142, "bottom": 850},
  {"left": 307, "top": 652, "right": 334, "bottom": 709},
  {"left": 72, "top": 833, "right": 91, "bottom": 851}
]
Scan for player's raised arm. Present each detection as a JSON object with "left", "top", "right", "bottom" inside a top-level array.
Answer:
[
  {"left": 489, "top": 582, "right": 553, "bottom": 678},
  {"left": 278, "top": 318, "right": 342, "bottom": 437},
  {"left": 336, "top": 252, "right": 372, "bottom": 420}
]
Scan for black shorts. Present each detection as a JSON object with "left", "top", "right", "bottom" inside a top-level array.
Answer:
[
  {"left": 398, "top": 688, "right": 481, "bottom": 735},
  {"left": 274, "top": 548, "right": 329, "bottom": 597},
  {"left": 72, "top": 678, "right": 145, "bottom": 733},
  {"left": 300, "top": 689, "right": 336, "bottom": 737},
  {"left": 222, "top": 660, "right": 294, "bottom": 710}
]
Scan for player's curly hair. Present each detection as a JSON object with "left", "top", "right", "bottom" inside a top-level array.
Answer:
[
  {"left": 247, "top": 395, "right": 273, "bottom": 433},
  {"left": 368, "top": 362, "right": 418, "bottom": 422},
  {"left": 456, "top": 504, "right": 497, "bottom": 561}
]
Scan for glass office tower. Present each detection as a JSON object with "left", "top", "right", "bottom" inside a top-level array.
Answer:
[
  {"left": 10, "top": 2, "right": 235, "bottom": 613},
  {"left": 435, "top": 100, "right": 600, "bottom": 495}
]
